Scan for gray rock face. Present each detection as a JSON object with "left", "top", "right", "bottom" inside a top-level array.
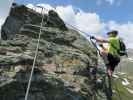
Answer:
[
  {"left": 0, "top": 4, "right": 106, "bottom": 100},
  {"left": 1, "top": 5, "right": 67, "bottom": 40},
  {"left": 46, "top": 10, "right": 68, "bottom": 30}
]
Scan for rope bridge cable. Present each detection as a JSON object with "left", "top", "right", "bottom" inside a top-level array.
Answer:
[{"left": 24, "top": 7, "right": 45, "bottom": 100}]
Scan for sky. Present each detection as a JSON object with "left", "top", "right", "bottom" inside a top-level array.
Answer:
[
  {"left": 0, "top": 0, "right": 133, "bottom": 48},
  {"left": 0, "top": 0, "right": 14, "bottom": 38}
]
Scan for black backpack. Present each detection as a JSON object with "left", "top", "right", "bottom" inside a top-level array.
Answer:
[
  {"left": 119, "top": 39, "right": 127, "bottom": 56},
  {"left": 111, "top": 38, "right": 128, "bottom": 56}
]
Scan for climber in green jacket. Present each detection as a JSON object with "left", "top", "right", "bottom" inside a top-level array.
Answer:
[{"left": 91, "top": 30, "right": 120, "bottom": 77}]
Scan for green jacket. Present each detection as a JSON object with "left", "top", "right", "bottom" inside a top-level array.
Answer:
[{"left": 108, "top": 37, "right": 120, "bottom": 57}]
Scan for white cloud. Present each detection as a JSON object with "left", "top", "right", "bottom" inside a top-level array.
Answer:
[
  {"left": 0, "top": 18, "right": 5, "bottom": 38},
  {"left": 75, "top": 10, "right": 104, "bottom": 33},
  {"left": 0, "top": 18, "right": 5, "bottom": 28},
  {"left": 56, "top": 6, "right": 104, "bottom": 33},
  {"left": 56, "top": 5, "right": 76, "bottom": 25},
  {"left": 97, "top": 0, "right": 122, "bottom": 6},
  {"left": 26, "top": 4, "right": 34, "bottom": 9},
  {"left": 105, "top": 0, "right": 115, "bottom": 5},
  {"left": 37, "top": 4, "right": 54, "bottom": 10},
  {"left": 96, "top": 0, "right": 102, "bottom": 6},
  {"left": 9, "top": 0, "right": 14, "bottom": 2},
  {"left": 27, "top": 3, "right": 55, "bottom": 14}
]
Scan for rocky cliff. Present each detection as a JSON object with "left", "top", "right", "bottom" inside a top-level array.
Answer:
[{"left": 0, "top": 4, "right": 102, "bottom": 100}]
